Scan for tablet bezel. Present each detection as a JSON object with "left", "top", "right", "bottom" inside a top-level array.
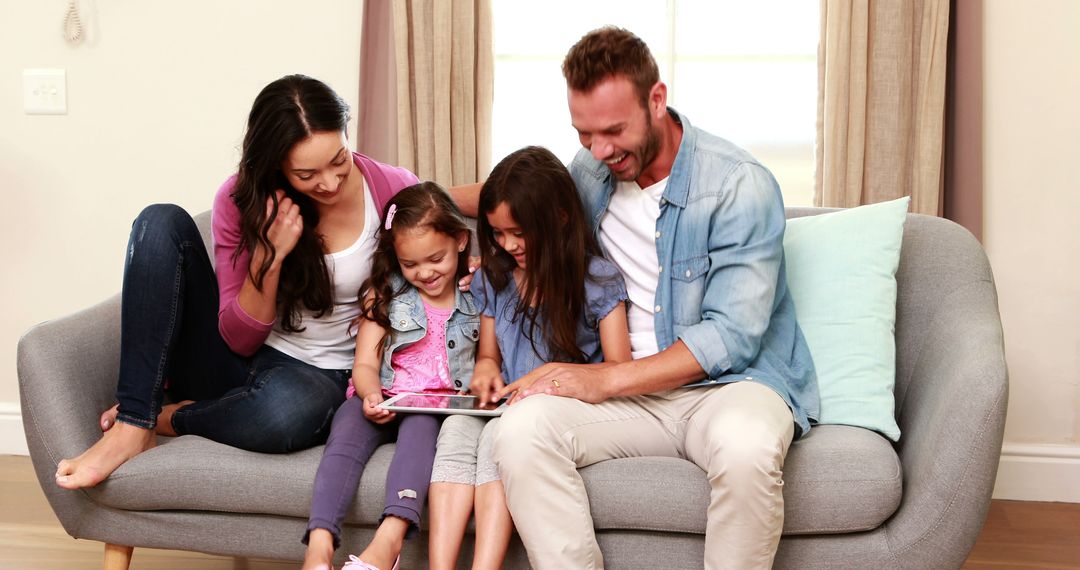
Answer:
[{"left": 378, "top": 392, "right": 508, "bottom": 417}]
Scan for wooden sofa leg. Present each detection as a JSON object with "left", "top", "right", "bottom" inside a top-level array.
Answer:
[{"left": 103, "top": 543, "right": 134, "bottom": 570}]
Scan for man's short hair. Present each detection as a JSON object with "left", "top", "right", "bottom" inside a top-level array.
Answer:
[{"left": 562, "top": 27, "right": 660, "bottom": 109}]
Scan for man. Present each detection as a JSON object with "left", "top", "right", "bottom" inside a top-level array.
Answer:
[{"left": 492, "top": 27, "right": 818, "bottom": 569}]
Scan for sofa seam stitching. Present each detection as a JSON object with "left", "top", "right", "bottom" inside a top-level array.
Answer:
[
  {"left": 888, "top": 380, "right": 1007, "bottom": 558},
  {"left": 896, "top": 277, "right": 993, "bottom": 416}
]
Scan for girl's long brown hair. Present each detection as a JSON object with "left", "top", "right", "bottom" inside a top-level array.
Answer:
[
  {"left": 478, "top": 146, "right": 604, "bottom": 363},
  {"left": 230, "top": 75, "right": 349, "bottom": 332},
  {"left": 358, "top": 182, "right": 472, "bottom": 338}
]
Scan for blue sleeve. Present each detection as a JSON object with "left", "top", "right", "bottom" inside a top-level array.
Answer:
[
  {"left": 676, "top": 162, "right": 785, "bottom": 377},
  {"left": 584, "top": 256, "right": 629, "bottom": 328},
  {"left": 472, "top": 269, "right": 496, "bottom": 318}
]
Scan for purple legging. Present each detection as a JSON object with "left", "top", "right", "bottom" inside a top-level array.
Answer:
[{"left": 305, "top": 396, "right": 441, "bottom": 546}]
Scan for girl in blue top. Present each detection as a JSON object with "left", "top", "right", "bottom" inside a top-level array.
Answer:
[
  {"left": 427, "top": 146, "right": 632, "bottom": 570},
  {"left": 303, "top": 182, "right": 479, "bottom": 570}
]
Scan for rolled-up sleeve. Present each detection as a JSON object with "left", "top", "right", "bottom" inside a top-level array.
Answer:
[
  {"left": 676, "top": 163, "right": 784, "bottom": 378},
  {"left": 212, "top": 181, "right": 275, "bottom": 356}
]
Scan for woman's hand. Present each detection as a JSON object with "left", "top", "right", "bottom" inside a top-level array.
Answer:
[
  {"left": 361, "top": 392, "right": 395, "bottom": 424},
  {"left": 236, "top": 191, "right": 302, "bottom": 320},
  {"left": 264, "top": 190, "right": 303, "bottom": 262},
  {"left": 457, "top": 256, "right": 481, "bottom": 291}
]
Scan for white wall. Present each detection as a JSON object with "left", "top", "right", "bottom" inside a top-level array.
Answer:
[
  {"left": 0, "top": 1, "right": 363, "bottom": 453},
  {"left": 984, "top": 0, "right": 1080, "bottom": 502}
]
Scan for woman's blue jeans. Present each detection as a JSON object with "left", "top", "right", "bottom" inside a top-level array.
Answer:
[{"left": 115, "top": 204, "right": 349, "bottom": 453}]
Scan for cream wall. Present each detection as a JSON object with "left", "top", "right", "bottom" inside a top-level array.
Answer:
[
  {"left": 2, "top": 0, "right": 1077, "bottom": 503},
  {"left": 984, "top": 0, "right": 1080, "bottom": 501},
  {"left": 0, "top": 1, "right": 363, "bottom": 452}
]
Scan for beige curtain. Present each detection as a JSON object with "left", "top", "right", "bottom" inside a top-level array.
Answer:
[
  {"left": 359, "top": 0, "right": 493, "bottom": 188},
  {"left": 815, "top": 0, "right": 950, "bottom": 215}
]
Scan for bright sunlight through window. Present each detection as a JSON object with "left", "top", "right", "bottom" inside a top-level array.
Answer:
[{"left": 492, "top": 0, "right": 819, "bottom": 206}]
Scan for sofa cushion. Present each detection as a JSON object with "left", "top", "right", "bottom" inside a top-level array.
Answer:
[
  {"left": 783, "top": 197, "right": 909, "bottom": 441},
  {"left": 778, "top": 424, "right": 902, "bottom": 533},
  {"left": 89, "top": 424, "right": 900, "bottom": 535},
  {"left": 581, "top": 425, "right": 901, "bottom": 535},
  {"left": 87, "top": 436, "right": 392, "bottom": 524}
]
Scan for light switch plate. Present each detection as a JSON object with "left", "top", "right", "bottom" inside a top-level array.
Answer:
[{"left": 24, "top": 69, "right": 67, "bottom": 115}]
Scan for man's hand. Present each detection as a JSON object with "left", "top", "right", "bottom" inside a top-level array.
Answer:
[
  {"left": 362, "top": 392, "right": 395, "bottom": 424},
  {"left": 497, "top": 362, "right": 617, "bottom": 405}
]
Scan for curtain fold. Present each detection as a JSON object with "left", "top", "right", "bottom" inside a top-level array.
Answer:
[
  {"left": 359, "top": 0, "right": 492, "bottom": 188},
  {"left": 816, "top": 0, "right": 950, "bottom": 215}
]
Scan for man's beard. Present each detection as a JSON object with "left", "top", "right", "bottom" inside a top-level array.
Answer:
[{"left": 615, "top": 114, "right": 662, "bottom": 182}]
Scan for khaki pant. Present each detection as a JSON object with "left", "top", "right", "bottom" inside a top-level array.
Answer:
[{"left": 491, "top": 381, "right": 795, "bottom": 570}]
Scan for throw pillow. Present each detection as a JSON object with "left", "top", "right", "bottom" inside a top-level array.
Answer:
[{"left": 783, "top": 196, "right": 910, "bottom": 441}]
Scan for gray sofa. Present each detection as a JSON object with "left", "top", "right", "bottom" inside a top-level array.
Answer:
[{"left": 18, "top": 208, "right": 1008, "bottom": 569}]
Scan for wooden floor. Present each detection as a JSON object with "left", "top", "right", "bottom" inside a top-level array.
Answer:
[{"left": 2, "top": 455, "right": 1078, "bottom": 569}]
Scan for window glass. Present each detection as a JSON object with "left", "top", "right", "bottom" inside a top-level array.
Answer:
[{"left": 492, "top": 1, "right": 818, "bottom": 205}]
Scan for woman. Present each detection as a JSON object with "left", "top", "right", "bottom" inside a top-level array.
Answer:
[{"left": 56, "top": 74, "right": 433, "bottom": 489}]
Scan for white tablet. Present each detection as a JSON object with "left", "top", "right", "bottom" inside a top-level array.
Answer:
[{"left": 378, "top": 392, "right": 508, "bottom": 417}]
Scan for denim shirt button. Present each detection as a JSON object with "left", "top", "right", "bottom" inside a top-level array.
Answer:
[
  {"left": 654, "top": 305, "right": 662, "bottom": 313},
  {"left": 685, "top": 270, "right": 692, "bottom": 278},
  {"left": 658, "top": 265, "right": 663, "bottom": 273},
  {"left": 472, "top": 329, "right": 479, "bottom": 339},
  {"left": 399, "top": 320, "right": 407, "bottom": 326},
  {"left": 454, "top": 380, "right": 462, "bottom": 388},
  {"left": 448, "top": 340, "right": 456, "bottom": 349},
  {"left": 654, "top": 230, "right": 661, "bottom": 239}
]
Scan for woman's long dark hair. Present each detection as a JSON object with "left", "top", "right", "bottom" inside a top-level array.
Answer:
[
  {"left": 359, "top": 182, "right": 472, "bottom": 338},
  {"left": 478, "top": 146, "right": 603, "bottom": 363},
  {"left": 231, "top": 74, "right": 349, "bottom": 332}
]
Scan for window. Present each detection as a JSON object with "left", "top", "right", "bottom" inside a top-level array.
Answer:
[{"left": 491, "top": 1, "right": 819, "bottom": 206}]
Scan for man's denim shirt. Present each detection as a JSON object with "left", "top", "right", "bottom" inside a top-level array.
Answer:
[
  {"left": 569, "top": 109, "right": 819, "bottom": 436},
  {"left": 379, "top": 275, "right": 480, "bottom": 392}
]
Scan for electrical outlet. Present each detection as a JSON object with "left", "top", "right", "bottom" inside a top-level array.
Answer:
[{"left": 23, "top": 69, "right": 67, "bottom": 115}]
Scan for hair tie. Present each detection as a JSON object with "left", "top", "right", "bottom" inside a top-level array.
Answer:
[{"left": 384, "top": 204, "right": 397, "bottom": 230}]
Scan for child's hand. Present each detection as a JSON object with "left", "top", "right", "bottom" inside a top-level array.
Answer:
[
  {"left": 470, "top": 359, "right": 505, "bottom": 405},
  {"left": 362, "top": 392, "right": 395, "bottom": 424}
]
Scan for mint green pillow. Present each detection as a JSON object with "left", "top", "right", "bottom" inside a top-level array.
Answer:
[{"left": 783, "top": 196, "right": 910, "bottom": 441}]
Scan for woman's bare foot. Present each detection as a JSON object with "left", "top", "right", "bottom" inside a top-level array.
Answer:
[
  {"left": 55, "top": 422, "right": 155, "bottom": 489},
  {"left": 98, "top": 401, "right": 194, "bottom": 436},
  {"left": 155, "top": 400, "right": 194, "bottom": 437},
  {"left": 302, "top": 528, "right": 336, "bottom": 570},
  {"left": 99, "top": 404, "right": 119, "bottom": 432}
]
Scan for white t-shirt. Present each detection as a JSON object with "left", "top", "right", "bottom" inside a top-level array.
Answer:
[
  {"left": 598, "top": 177, "right": 668, "bottom": 359},
  {"left": 265, "top": 181, "right": 379, "bottom": 369}
]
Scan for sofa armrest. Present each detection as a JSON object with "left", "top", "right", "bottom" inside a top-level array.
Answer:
[
  {"left": 17, "top": 294, "right": 123, "bottom": 537},
  {"left": 884, "top": 276, "right": 1008, "bottom": 567}
]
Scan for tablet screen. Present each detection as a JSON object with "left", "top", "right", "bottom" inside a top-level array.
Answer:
[
  {"left": 380, "top": 393, "right": 508, "bottom": 416},
  {"left": 393, "top": 394, "right": 499, "bottom": 411}
]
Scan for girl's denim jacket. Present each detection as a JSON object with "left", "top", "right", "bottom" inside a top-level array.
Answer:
[
  {"left": 568, "top": 108, "right": 819, "bottom": 437},
  {"left": 379, "top": 275, "right": 480, "bottom": 392}
]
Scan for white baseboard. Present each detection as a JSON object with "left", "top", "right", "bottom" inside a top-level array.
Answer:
[
  {"left": 0, "top": 402, "right": 29, "bottom": 456},
  {"left": 992, "top": 443, "right": 1080, "bottom": 503}
]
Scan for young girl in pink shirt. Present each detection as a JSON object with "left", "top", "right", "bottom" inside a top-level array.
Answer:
[{"left": 303, "top": 182, "right": 479, "bottom": 570}]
